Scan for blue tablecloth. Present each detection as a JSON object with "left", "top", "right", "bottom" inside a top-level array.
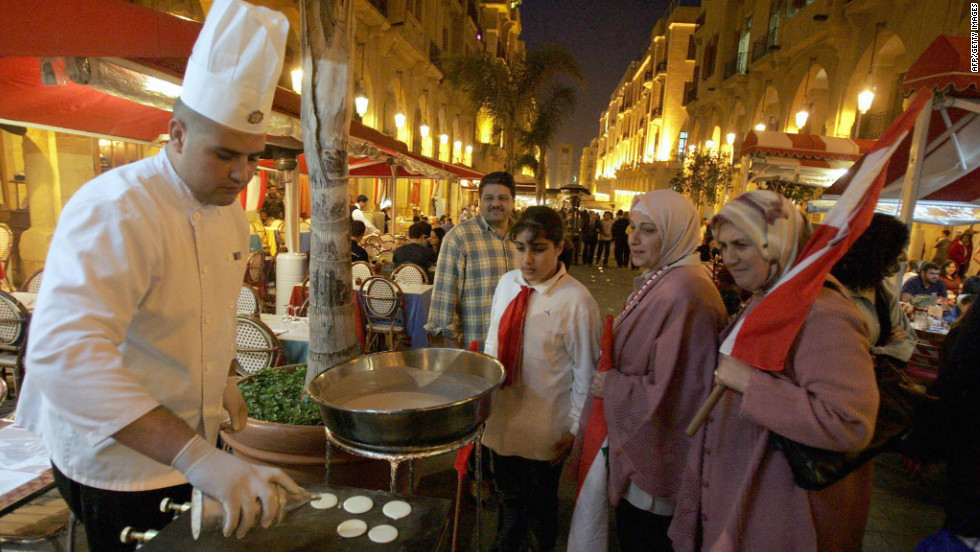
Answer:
[{"left": 355, "top": 284, "right": 432, "bottom": 348}]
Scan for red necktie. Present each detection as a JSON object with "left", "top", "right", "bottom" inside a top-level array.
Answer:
[{"left": 497, "top": 285, "right": 534, "bottom": 388}]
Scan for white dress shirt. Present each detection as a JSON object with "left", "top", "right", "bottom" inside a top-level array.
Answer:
[
  {"left": 483, "top": 265, "right": 601, "bottom": 460},
  {"left": 351, "top": 205, "right": 380, "bottom": 235},
  {"left": 17, "top": 151, "right": 248, "bottom": 491}
]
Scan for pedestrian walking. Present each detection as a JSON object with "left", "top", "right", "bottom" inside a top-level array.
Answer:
[{"left": 596, "top": 211, "right": 613, "bottom": 266}]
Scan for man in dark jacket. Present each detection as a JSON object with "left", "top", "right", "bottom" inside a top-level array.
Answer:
[{"left": 611, "top": 210, "right": 631, "bottom": 267}]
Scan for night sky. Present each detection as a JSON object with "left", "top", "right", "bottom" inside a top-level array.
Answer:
[{"left": 518, "top": 0, "right": 680, "bottom": 181}]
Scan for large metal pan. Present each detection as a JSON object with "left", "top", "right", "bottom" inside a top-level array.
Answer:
[{"left": 305, "top": 348, "right": 504, "bottom": 452}]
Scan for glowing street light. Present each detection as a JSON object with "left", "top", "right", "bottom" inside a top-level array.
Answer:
[
  {"left": 420, "top": 124, "right": 430, "bottom": 138},
  {"left": 394, "top": 112, "right": 406, "bottom": 130}
]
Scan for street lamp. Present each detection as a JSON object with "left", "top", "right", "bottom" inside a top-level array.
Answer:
[
  {"left": 858, "top": 23, "right": 883, "bottom": 116},
  {"left": 394, "top": 112, "right": 406, "bottom": 130},
  {"left": 419, "top": 124, "right": 430, "bottom": 139},
  {"left": 796, "top": 58, "right": 815, "bottom": 132},
  {"left": 354, "top": 42, "right": 368, "bottom": 119}
]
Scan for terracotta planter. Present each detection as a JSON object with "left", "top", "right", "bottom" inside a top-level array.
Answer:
[{"left": 220, "top": 365, "right": 396, "bottom": 491}]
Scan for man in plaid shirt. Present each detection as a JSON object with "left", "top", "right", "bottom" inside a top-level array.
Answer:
[{"left": 425, "top": 171, "right": 516, "bottom": 348}]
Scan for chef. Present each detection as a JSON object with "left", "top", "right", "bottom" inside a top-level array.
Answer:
[{"left": 16, "top": 1, "right": 300, "bottom": 550}]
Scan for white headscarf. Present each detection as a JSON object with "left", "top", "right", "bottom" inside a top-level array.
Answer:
[{"left": 630, "top": 190, "right": 703, "bottom": 272}]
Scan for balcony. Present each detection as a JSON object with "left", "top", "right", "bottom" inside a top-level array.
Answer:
[
  {"left": 651, "top": 106, "right": 663, "bottom": 119},
  {"left": 367, "top": 0, "right": 388, "bottom": 17},
  {"left": 644, "top": 69, "right": 654, "bottom": 82},
  {"left": 723, "top": 52, "right": 748, "bottom": 81},
  {"left": 656, "top": 61, "right": 667, "bottom": 75},
  {"left": 682, "top": 82, "right": 698, "bottom": 106},
  {"left": 687, "top": 36, "right": 697, "bottom": 60},
  {"left": 429, "top": 42, "right": 442, "bottom": 69},
  {"left": 751, "top": 31, "right": 779, "bottom": 63}
]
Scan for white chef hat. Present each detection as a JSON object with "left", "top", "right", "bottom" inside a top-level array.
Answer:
[{"left": 179, "top": 0, "right": 289, "bottom": 135}]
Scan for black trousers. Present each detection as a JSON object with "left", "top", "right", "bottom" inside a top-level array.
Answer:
[
  {"left": 489, "top": 452, "right": 564, "bottom": 552},
  {"left": 596, "top": 240, "right": 612, "bottom": 265},
  {"left": 53, "top": 463, "right": 192, "bottom": 552},
  {"left": 615, "top": 499, "right": 674, "bottom": 552},
  {"left": 582, "top": 241, "right": 597, "bottom": 265},
  {"left": 614, "top": 238, "right": 631, "bottom": 267}
]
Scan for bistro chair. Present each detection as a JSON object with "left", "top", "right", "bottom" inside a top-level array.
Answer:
[
  {"left": 379, "top": 240, "right": 396, "bottom": 252},
  {"left": 352, "top": 261, "right": 374, "bottom": 286},
  {"left": 378, "top": 249, "right": 395, "bottom": 265},
  {"left": 363, "top": 243, "right": 381, "bottom": 259},
  {"left": 237, "top": 285, "right": 262, "bottom": 315},
  {"left": 0, "top": 223, "right": 13, "bottom": 291},
  {"left": 358, "top": 276, "right": 410, "bottom": 352},
  {"left": 0, "top": 290, "right": 30, "bottom": 399},
  {"left": 392, "top": 262, "right": 428, "bottom": 286},
  {"left": 394, "top": 236, "right": 409, "bottom": 248},
  {"left": 379, "top": 234, "right": 395, "bottom": 244},
  {"left": 235, "top": 315, "right": 283, "bottom": 376},
  {"left": 21, "top": 269, "right": 43, "bottom": 294},
  {"left": 299, "top": 218, "right": 311, "bottom": 232},
  {"left": 362, "top": 234, "right": 383, "bottom": 248}
]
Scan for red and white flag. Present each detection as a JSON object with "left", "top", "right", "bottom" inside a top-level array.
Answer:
[
  {"left": 721, "top": 89, "right": 934, "bottom": 371},
  {"left": 568, "top": 314, "right": 614, "bottom": 552}
]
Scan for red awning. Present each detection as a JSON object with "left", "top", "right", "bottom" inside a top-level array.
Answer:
[
  {"left": 0, "top": 0, "right": 198, "bottom": 58},
  {"left": 901, "top": 35, "right": 980, "bottom": 98},
  {"left": 740, "top": 130, "right": 875, "bottom": 161},
  {"left": 0, "top": 57, "right": 172, "bottom": 142}
]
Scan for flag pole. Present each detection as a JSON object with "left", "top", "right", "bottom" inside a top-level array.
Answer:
[{"left": 685, "top": 384, "right": 727, "bottom": 437}]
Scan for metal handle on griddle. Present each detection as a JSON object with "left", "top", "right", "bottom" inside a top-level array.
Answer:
[{"left": 120, "top": 526, "right": 158, "bottom": 544}]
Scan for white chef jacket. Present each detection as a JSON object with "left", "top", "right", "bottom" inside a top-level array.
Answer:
[
  {"left": 351, "top": 206, "right": 380, "bottom": 235},
  {"left": 483, "top": 265, "right": 601, "bottom": 461},
  {"left": 17, "top": 150, "right": 248, "bottom": 491}
]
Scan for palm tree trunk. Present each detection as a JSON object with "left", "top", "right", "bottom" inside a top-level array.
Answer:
[
  {"left": 300, "top": 0, "right": 360, "bottom": 383},
  {"left": 535, "top": 149, "right": 548, "bottom": 204}
]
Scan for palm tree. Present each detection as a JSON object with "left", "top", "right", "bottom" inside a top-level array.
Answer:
[
  {"left": 444, "top": 44, "right": 583, "bottom": 194},
  {"left": 515, "top": 85, "right": 578, "bottom": 202}
]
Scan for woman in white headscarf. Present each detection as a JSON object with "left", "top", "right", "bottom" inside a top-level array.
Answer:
[
  {"left": 669, "top": 190, "right": 878, "bottom": 552},
  {"left": 593, "top": 190, "right": 728, "bottom": 552}
]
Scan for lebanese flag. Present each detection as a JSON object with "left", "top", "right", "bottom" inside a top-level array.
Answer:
[
  {"left": 238, "top": 170, "right": 267, "bottom": 212},
  {"left": 721, "top": 89, "right": 934, "bottom": 371},
  {"left": 567, "top": 314, "right": 614, "bottom": 552}
]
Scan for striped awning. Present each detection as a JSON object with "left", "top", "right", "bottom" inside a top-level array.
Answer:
[
  {"left": 740, "top": 130, "right": 875, "bottom": 161},
  {"left": 740, "top": 131, "right": 875, "bottom": 187}
]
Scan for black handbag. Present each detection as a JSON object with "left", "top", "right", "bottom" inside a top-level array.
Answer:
[{"left": 770, "top": 284, "right": 933, "bottom": 491}]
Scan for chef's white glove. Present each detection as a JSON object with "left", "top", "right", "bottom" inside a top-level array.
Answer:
[{"left": 171, "top": 435, "right": 301, "bottom": 538}]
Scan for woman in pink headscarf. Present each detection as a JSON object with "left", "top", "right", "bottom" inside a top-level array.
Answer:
[
  {"left": 669, "top": 190, "right": 878, "bottom": 552},
  {"left": 594, "top": 190, "right": 727, "bottom": 552}
]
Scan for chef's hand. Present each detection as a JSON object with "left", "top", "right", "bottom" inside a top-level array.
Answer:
[
  {"left": 714, "top": 354, "right": 754, "bottom": 394},
  {"left": 550, "top": 432, "right": 575, "bottom": 467},
  {"left": 222, "top": 376, "right": 248, "bottom": 434},
  {"left": 171, "top": 435, "right": 301, "bottom": 538}
]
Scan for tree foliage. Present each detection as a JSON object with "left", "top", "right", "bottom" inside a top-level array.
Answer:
[
  {"left": 669, "top": 151, "right": 736, "bottom": 209},
  {"left": 444, "top": 44, "right": 583, "bottom": 188},
  {"left": 755, "top": 179, "right": 823, "bottom": 207}
]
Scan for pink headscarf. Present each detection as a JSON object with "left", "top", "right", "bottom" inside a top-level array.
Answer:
[{"left": 710, "top": 190, "right": 812, "bottom": 292}]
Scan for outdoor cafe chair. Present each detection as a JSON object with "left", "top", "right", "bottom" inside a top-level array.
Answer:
[
  {"left": 379, "top": 234, "right": 395, "bottom": 244},
  {"left": 363, "top": 243, "right": 381, "bottom": 260},
  {"left": 358, "top": 276, "right": 409, "bottom": 352},
  {"left": 392, "top": 262, "right": 428, "bottom": 286},
  {"left": 20, "top": 269, "right": 43, "bottom": 294},
  {"left": 379, "top": 250, "right": 395, "bottom": 265},
  {"left": 0, "top": 223, "right": 13, "bottom": 291},
  {"left": 0, "top": 290, "right": 30, "bottom": 400},
  {"left": 362, "top": 234, "right": 383, "bottom": 248},
  {"left": 379, "top": 240, "right": 396, "bottom": 252},
  {"left": 237, "top": 285, "right": 262, "bottom": 316},
  {"left": 352, "top": 261, "right": 374, "bottom": 286},
  {"left": 235, "top": 315, "right": 284, "bottom": 376}
]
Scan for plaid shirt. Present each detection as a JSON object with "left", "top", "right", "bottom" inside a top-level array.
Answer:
[{"left": 425, "top": 214, "right": 515, "bottom": 348}]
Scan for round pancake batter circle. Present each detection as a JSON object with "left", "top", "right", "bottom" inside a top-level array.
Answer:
[
  {"left": 343, "top": 495, "right": 374, "bottom": 514},
  {"left": 368, "top": 524, "right": 398, "bottom": 544},
  {"left": 337, "top": 519, "right": 367, "bottom": 538},
  {"left": 310, "top": 493, "right": 338, "bottom": 509},
  {"left": 382, "top": 500, "right": 412, "bottom": 520}
]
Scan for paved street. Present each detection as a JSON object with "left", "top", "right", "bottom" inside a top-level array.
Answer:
[{"left": 4, "top": 264, "right": 947, "bottom": 551}]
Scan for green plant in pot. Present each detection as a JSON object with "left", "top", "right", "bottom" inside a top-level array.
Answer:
[{"left": 221, "top": 364, "right": 392, "bottom": 490}]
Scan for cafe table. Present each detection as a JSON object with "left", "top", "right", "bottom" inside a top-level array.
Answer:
[
  {"left": 355, "top": 283, "right": 433, "bottom": 349},
  {"left": 259, "top": 314, "right": 309, "bottom": 365}
]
